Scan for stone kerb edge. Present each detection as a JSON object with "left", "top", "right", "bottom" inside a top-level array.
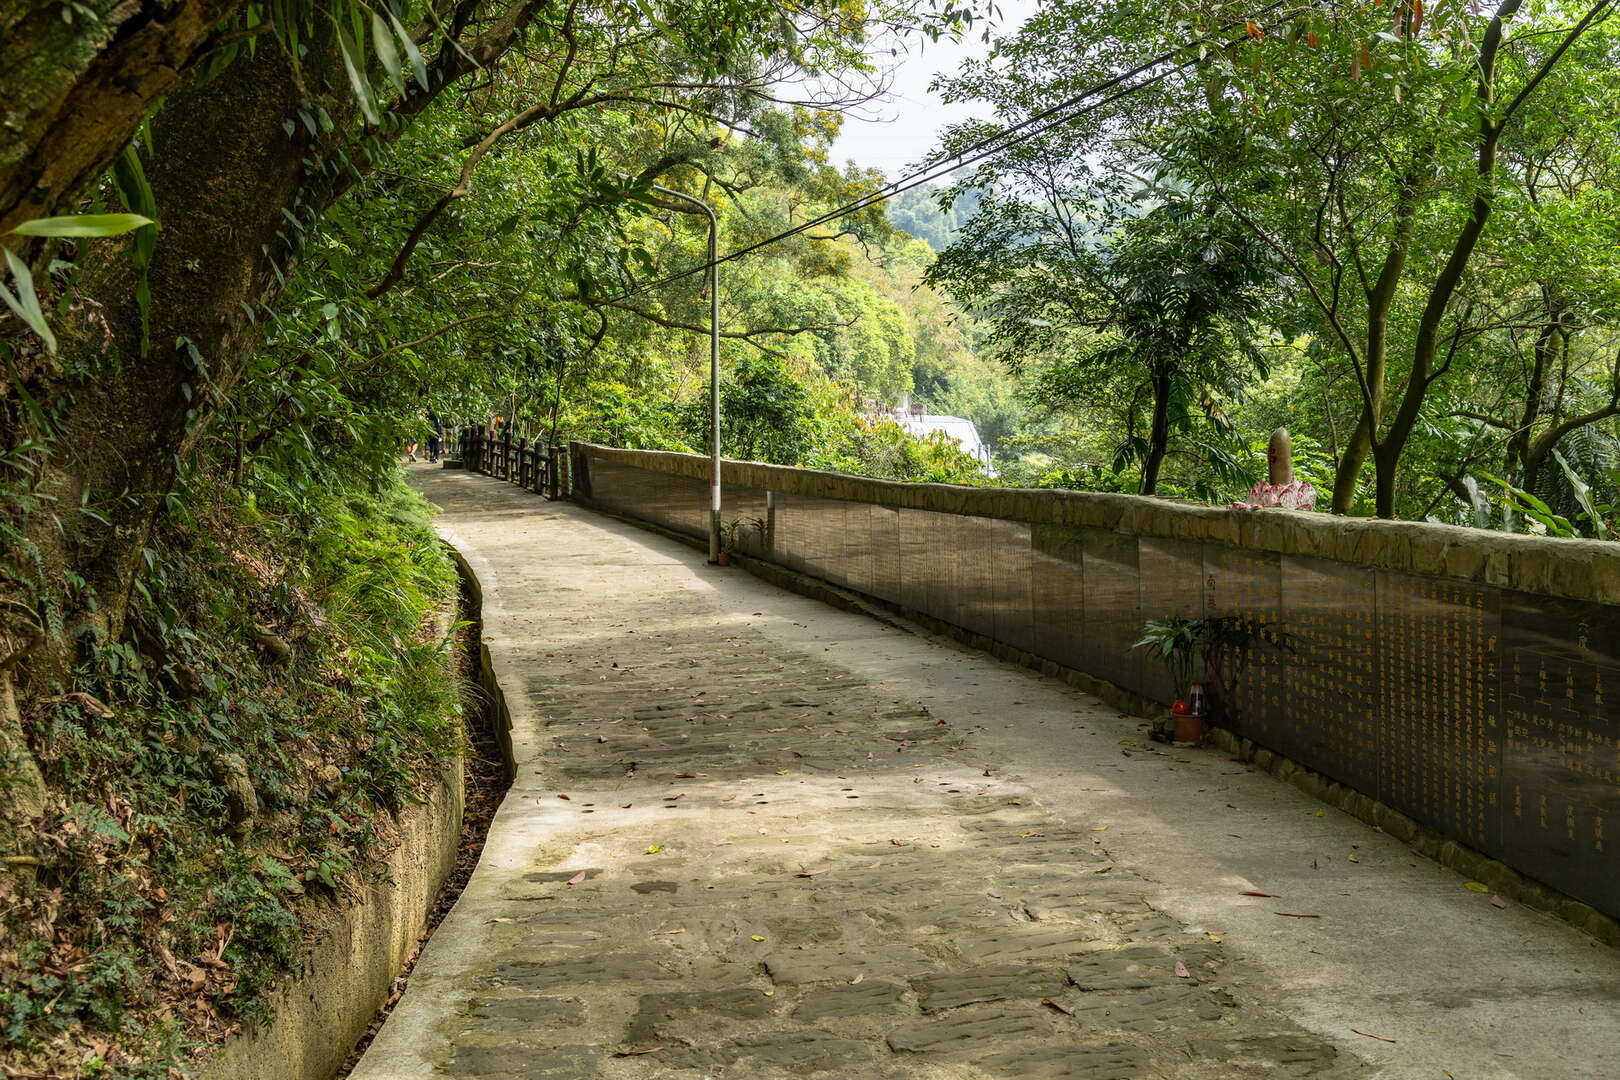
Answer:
[{"left": 574, "top": 442, "right": 1620, "bottom": 607}]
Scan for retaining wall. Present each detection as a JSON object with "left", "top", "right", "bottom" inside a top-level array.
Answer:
[
  {"left": 571, "top": 442, "right": 1620, "bottom": 928},
  {"left": 198, "top": 557, "right": 501, "bottom": 1080}
]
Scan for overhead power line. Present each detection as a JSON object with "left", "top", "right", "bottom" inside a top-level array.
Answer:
[{"left": 610, "top": 0, "right": 1296, "bottom": 302}]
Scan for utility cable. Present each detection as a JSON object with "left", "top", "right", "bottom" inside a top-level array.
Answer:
[{"left": 608, "top": 0, "right": 1295, "bottom": 301}]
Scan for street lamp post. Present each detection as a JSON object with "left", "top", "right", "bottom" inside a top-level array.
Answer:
[{"left": 650, "top": 184, "right": 721, "bottom": 563}]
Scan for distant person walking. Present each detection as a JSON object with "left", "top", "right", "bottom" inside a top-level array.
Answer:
[{"left": 426, "top": 411, "right": 443, "bottom": 463}]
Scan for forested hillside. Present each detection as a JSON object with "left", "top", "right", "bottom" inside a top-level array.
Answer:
[{"left": 928, "top": 0, "right": 1620, "bottom": 520}]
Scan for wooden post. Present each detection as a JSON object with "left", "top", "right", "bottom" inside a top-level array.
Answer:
[{"left": 547, "top": 444, "right": 561, "bottom": 499}]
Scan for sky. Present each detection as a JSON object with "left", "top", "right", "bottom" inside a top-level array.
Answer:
[{"left": 821, "top": 0, "right": 1041, "bottom": 177}]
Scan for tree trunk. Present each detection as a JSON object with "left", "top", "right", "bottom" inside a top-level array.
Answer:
[
  {"left": 12, "top": 32, "right": 350, "bottom": 681},
  {"left": 1328, "top": 148, "right": 1428, "bottom": 515},
  {"left": 0, "top": 0, "right": 249, "bottom": 238},
  {"left": 1141, "top": 369, "right": 1172, "bottom": 495},
  {"left": 1330, "top": 412, "right": 1373, "bottom": 513}
]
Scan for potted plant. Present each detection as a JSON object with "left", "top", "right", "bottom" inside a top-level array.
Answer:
[
  {"left": 716, "top": 519, "right": 743, "bottom": 565},
  {"left": 1131, "top": 616, "right": 1209, "bottom": 744}
]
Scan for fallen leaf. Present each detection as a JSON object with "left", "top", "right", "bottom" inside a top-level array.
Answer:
[
  {"left": 1090, "top": 825, "right": 1109, "bottom": 832},
  {"left": 1463, "top": 881, "right": 1490, "bottom": 893},
  {"left": 486, "top": 917, "right": 514, "bottom": 924},
  {"left": 1239, "top": 890, "right": 1277, "bottom": 897},
  {"left": 64, "top": 691, "right": 115, "bottom": 718},
  {"left": 1351, "top": 1029, "right": 1396, "bottom": 1043},
  {"left": 849, "top": 973, "right": 864, "bottom": 985},
  {"left": 1314, "top": 809, "right": 1326, "bottom": 817},
  {"left": 613, "top": 1047, "right": 663, "bottom": 1057},
  {"left": 762, "top": 988, "right": 775, "bottom": 996},
  {"left": 750, "top": 935, "right": 765, "bottom": 942},
  {"left": 1275, "top": 912, "right": 1321, "bottom": 918},
  {"left": 1347, "top": 854, "right": 1359, "bottom": 863},
  {"left": 1018, "top": 832, "right": 1045, "bottom": 839},
  {"left": 1490, "top": 896, "right": 1507, "bottom": 909},
  {"left": 557, "top": 793, "right": 571, "bottom": 801},
  {"left": 1041, "top": 998, "right": 1073, "bottom": 1015},
  {"left": 1174, "top": 961, "right": 1190, "bottom": 978},
  {"left": 652, "top": 928, "right": 686, "bottom": 936},
  {"left": 565, "top": 870, "right": 587, "bottom": 886},
  {"left": 712, "top": 841, "right": 732, "bottom": 847},
  {"left": 1096, "top": 866, "right": 1113, "bottom": 874},
  {"left": 775, "top": 769, "right": 789, "bottom": 775},
  {"left": 797, "top": 869, "right": 830, "bottom": 878},
  {"left": 674, "top": 772, "right": 697, "bottom": 778},
  {"left": 1205, "top": 931, "right": 1223, "bottom": 942},
  {"left": 644, "top": 844, "right": 663, "bottom": 854}
]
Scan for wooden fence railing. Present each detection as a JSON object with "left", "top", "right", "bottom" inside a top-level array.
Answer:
[{"left": 457, "top": 425, "right": 570, "bottom": 500}]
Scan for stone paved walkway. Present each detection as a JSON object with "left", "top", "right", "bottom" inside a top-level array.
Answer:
[{"left": 352, "top": 469, "right": 1620, "bottom": 1080}]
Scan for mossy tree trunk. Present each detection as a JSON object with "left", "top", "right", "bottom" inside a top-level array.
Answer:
[{"left": 0, "top": 0, "right": 250, "bottom": 238}]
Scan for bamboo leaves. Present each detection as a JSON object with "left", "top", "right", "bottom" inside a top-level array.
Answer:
[
  {"left": 0, "top": 250, "right": 55, "bottom": 354},
  {"left": 339, "top": 4, "right": 436, "bottom": 124},
  {"left": 3, "top": 206, "right": 160, "bottom": 354},
  {"left": 11, "top": 214, "right": 156, "bottom": 238},
  {"left": 112, "top": 145, "right": 160, "bottom": 357},
  {"left": 335, "top": 14, "right": 381, "bottom": 126}
]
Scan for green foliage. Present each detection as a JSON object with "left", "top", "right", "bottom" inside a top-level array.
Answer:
[
  {"left": 682, "top": 351, "right": 821, "bottom": 464},
  {"left": 1132, "top": 616, "right": 1206, "bottom": 698},
  {"left": 0, "top": 471, "right": 459, "bottom": 1073}
]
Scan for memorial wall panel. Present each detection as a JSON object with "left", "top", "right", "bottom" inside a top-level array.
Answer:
[
  {"left": 1276, "top": 556, "right": 1378, "bottom": 793},
  {"left": 1499, "top": 592, "right": 1620, "bottom": 914},
  {"left": 1030, "top": 525, "right": 1087, "bottom": 675},
  {"left": 1374, "top": 572, "right": 1502, "bottom": 856},
  {"left": 897, "top": 508, "right": 933, "bottom": 615},
  {"left": 1081, "top": 530, "right": 1143, "bottom": 696},
  {"left": 841, "top": 502, "right": 876, "bottom": 596},
  {"left": 926, "top": 510, "right": 966, "bottom": 631},
  {"left": 1203, "top": 546, "right": 1284, "bottom": 744},
  {"left": 1138, "top": 538, "right": 1204, "bottom": 705},
  {"left": 795, "top": 496, "right": 846, "bottom": 581},
  {"left": 990, "top": 519, "right": 1036, "bottom": 655},
  {"left": 725, "top": 486, "right": 770, "bottom": 557},
  {"left": 767, "top": 492, "right": 806, "bottom": 572},
  {"left": 869, "top": 506, "right": 902, "bottom": 605},
  {"left": 943, "top": 515, "right": 989, "bottom": 639}
]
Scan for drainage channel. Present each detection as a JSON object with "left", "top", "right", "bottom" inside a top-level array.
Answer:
[{"left": 336, "top": 571, "right": 513, "bottom": 1077}]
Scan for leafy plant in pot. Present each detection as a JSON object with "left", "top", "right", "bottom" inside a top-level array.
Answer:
[
  {"left": 715, "top": 518, "right": 764, "bottom": 566},
  {"left": 716, "top": 519, "right": 743, "bottom": 565},
  {"left": 1131, "top": 616, "right": 1209, "bottom": 744}
]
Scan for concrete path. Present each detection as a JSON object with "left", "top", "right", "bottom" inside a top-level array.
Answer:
[{"left": 354, "top": 468, "right": 1620, "bottom": 1080}]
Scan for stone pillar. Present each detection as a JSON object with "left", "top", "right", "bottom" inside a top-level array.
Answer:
[{"left": 1268, "top": 428, "right": 1294, "bottom": 486}]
